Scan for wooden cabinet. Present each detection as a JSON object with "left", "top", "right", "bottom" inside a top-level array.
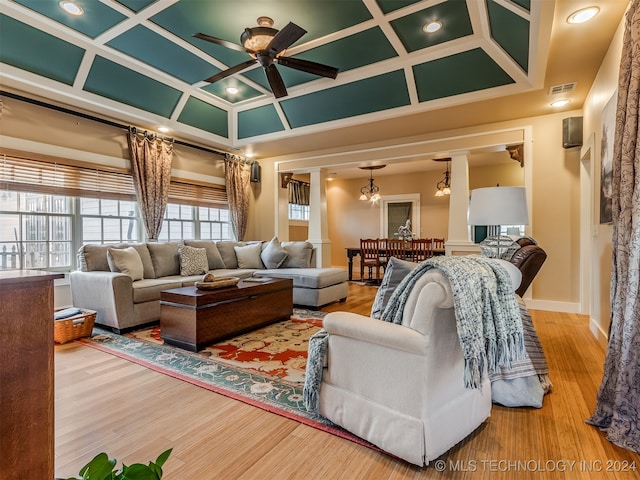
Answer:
[{"left": 0, "top": 270, "right": 63, "bottom": 480}]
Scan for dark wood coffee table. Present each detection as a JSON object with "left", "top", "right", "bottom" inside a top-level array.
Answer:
[{"left": 160, "top": 278, "right": 293, "bottom": 352}]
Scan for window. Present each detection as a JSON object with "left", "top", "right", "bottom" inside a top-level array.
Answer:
[
  {"left": 199, "top": 206, "right": 231, "bottom": 240},
  {"left": 288, "top": 203, "right": 310, "bottom": 221},
  {"left": 159, "top": 203, "right": 194, "bottom": 241},
  {"left": 80, "top": 198, "right": 140, "bottom": 244},
  {"left": 158, "top": 203, "right": 232, "bottom": 242},
  {"left": 0, "top": 192, "right": 73, "bottom": 270}
]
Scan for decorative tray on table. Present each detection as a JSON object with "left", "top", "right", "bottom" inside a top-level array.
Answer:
[{"left": 194, "top": 277, "right": 240, "bottom": 290}]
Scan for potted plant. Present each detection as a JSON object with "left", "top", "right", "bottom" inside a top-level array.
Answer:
[{"left": 58, "top": 448, "right": 172, "bottom": 480}]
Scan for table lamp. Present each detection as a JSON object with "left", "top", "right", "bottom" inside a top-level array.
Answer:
[{"left": 468, "top": 186, "right": 529, "bottom": 258}]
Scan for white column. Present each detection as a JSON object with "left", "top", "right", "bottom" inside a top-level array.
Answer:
[
  {"left": 307, "top": 168, "right": 332, "bottom": 267},
  {"left": 274, "top": 165, "right": 290, "bottom": 241},
  {"left": 446, "top": 152, "right": 479, "bottom": 256}
]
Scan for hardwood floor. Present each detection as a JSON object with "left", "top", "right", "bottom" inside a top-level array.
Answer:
[{"left": 54, "top": 283, "right": 639, "bottom": 479}]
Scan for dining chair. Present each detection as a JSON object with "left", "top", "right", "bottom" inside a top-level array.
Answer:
[
  {"left": 360, "top": 238, "right": 386, "bottom": 284},
  {"left": 411, "top": 238, "right": 432, "bottom": 262},
  {"left": 385, "top": 238, "right": 406, "bottom": 261},
  {"left": 431, "top": 238, "right": 445, "bottom": 254}
]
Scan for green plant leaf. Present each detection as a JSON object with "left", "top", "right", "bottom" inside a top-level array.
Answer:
[
  {"left": 78, "top": 453, "right": 116, "bottom": 480},
  {"left": 155, "top": 448, "right": 172, "bottom": 469},
  {"left": 120, "top": 463, "right": 159, "bottom": 480}
]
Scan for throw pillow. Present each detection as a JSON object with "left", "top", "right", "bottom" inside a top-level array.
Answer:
[
  {"left": 216, "top": 241, "right": 246, "bottom": 268},
  {"left": 370, "top": 257, "right": 418, "bottom": 319},
  {"left": 147, "top": 242, "right": 182, "bottom": 277},
  {"left": 280, "top": 241, "right": 313, "bottom": 268},
  {"left": 260, "top": 237, "right": 288, "bottom": 269},
  {"left": 178, "top": 245, "right": 209, "bottom": 276},
  {"left": 184, "top": 240, "right": 226, "bottom": 270},
  {"left": 107, "top": 247, "right": 144, "bottom": 281},
  {"left": 234, "top": 242, "right": 265, "bottom": 269}
]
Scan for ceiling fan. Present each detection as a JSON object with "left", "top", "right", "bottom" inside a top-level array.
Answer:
[{"left": 194, "top": 17, "right": 339, "bottom": 98}]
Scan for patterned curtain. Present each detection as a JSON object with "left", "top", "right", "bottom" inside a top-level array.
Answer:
[
  {"left": 128, "top": 128, "right": 173, "bottom": 241},
  {"left": 224, "top": 154, "right": 250, "bottom": 241},
  {"left": 588, "top": 0, "right": 640, "bottom": 455},
  {"left": 288, "top": 179, "right": 310, "bottom": 205}
]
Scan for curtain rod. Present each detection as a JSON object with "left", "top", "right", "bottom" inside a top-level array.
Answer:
[{"left": 0, "top": 90, "right": 233, "bottom": 159}]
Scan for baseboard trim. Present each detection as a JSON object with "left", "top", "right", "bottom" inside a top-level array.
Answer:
[
  {"left": 589, "top": 318, "right": 609, "bottom": 351},
  {"left": 523, "top": 299, "right": 581, "bottom": 313}
]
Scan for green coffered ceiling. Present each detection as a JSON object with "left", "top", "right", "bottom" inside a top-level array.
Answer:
[{"left": 0, "top": 0, "right": 551, "bottom": 151}]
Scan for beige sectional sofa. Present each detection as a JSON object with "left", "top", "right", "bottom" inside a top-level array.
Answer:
[{"left": 70, "top": 239, "right": 348, "bottom": 333}]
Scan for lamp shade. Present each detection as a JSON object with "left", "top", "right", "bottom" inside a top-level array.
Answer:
[{"left": 468, "top": 186, "right": 529, "bottom": 226}]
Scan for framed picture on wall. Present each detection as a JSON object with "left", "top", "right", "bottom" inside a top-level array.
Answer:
[{"left": 599, "top": 91, "right": 616, "bottom": 224}]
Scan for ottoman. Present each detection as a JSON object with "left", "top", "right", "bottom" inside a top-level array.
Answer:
[{"left": 257, "top": 267, "right": 348, "bottom": 308}]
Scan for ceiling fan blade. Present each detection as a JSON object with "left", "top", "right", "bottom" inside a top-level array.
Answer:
[
  {"left": 277, "top": 56, "right": 339, "bottom": 79},
  {"left": 264, "top": 64, "right": 288, "bottom": 98},
  {"left": 203, "top": 59, "right": 257, "bottom": 83},
  {"left": 193, "top": 33, "right": 247, "bottom": 53},
  {"left": 266, "top": 22, "right": 306, "bottom": 56}
]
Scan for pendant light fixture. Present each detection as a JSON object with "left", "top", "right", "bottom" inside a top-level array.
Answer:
[
  {"left": 358, "top": 165, "right": 386, "bottom": 202},
  {"left": 434, "top": 158, "right": 451, "bottom": 197}
]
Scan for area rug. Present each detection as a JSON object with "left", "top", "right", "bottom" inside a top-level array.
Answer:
[{"left": 77, "top": 309, "right": 377, "bottom": 450}]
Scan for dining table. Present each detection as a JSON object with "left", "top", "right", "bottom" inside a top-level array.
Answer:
[{"left": 345, "top": 245, "right": 445, "bottom": 281}]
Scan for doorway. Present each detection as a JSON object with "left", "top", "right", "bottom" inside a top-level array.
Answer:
[{"left": 380, "top": 194, "right": 420, "bottom": 239}]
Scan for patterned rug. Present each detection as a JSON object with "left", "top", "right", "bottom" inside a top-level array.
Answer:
[{"left": 77, "top": 309, "right": 377, "bottom": 450}]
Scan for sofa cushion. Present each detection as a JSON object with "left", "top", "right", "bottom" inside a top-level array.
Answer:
[
  {"left": 234, "top": 243, "right": 265, "bottom": 269},
  {"left": 107, "top": 247, "right": 144, "bottom": 281},
  {"left": 258, "top": 268, "right": 347, "bottom": 289},
  {"left": 147, "top": 242, "right": 182, "bottom": 277},
  {"left": 216, "top": 241, "right": 246, "bottom": 268},
  {"left": 78, "top": 244, "right": 111, "bottom": 272},
  {"left": 178, "top": 245, "right": 209, "bottom": 276},
  {"left": 184, "top": 240, "right": 226, "bottom": 270},
  {"left": 280, "top": 241, "right": 313, "bottom": 268},
  {"left": 371, "top": 257, "right": 418, "bottom": 319},
  {"left": 132, "top": 278, "right": 184, "bottom": 304},
  {"left": 260, "top": 237, "right": 288, "bottom": 269}
]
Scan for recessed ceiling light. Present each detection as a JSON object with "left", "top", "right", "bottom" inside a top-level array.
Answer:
[
  {"left": 157, "top": 126, "right": 171, "bottom": 133},
  {"left": 567, "top": 7, "right": 599, "bottom": 24},
  {"left": 245, "top": 152, "right": 254, "bottom": 158},
  {"left": 551, "top": 99, "right": 571, "bottom": 108},
  {"left": 226, "top": 87, "right": 239, "bottom": 94},
  {"left": 423, "top": 21, "right": 442, "bottom": 33},
  {"left": 59, "top": 1, "right": 83, "bottom": 16}
]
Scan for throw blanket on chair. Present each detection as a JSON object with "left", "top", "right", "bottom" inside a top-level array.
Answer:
[
  {"left": 381, "top": 255, "right": 525, "bottom": 389},
  {"left": 303, "top": 256, "right": 526, "bottom": 412}
]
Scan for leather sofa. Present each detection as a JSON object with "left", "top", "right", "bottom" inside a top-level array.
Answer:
[{"left": 70, "top": 239, "right": 348, "bottom": 333}]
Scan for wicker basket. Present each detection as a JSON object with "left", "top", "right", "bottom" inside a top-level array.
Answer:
[{"left": 54, "top": 309, "right": 96, "bottom": 344}]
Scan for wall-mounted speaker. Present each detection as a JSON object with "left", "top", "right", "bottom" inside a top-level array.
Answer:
[
  {"left": 562, "top": 116, "right": 583, "bottom": 149},
  {"left": 250, "top": 162, "right": 261, "bottom": 183}
]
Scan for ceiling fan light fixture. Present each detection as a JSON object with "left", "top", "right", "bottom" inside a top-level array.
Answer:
[
  {"left": 567, "top": 7, "right": 599, "bottom": 24},
  {"left": 59, "top": 1, "right": 83, "bottom": 16},
  {"left": 241, "top": 17, "right": 278, "bottom": 53},
  {"left": 423, "top": 21, "right": 442, "bottom": 33}
]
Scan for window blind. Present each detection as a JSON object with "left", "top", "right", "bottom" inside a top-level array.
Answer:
[
  {"left": 1, "top": 151, "right": 228, "bottom": 206},
  {"left": 288, "top": 179, "right": 310, "bottom": 205},
  {"left": 1, "top": 151, "right": 137, "bottom": 201},
  {"left": 168, "top": 179, "right": 228, "bottom": 207}
]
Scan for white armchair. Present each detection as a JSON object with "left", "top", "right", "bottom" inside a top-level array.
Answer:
[{"left": 318, "top": 269, "right": 493, "bottom": 466}]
